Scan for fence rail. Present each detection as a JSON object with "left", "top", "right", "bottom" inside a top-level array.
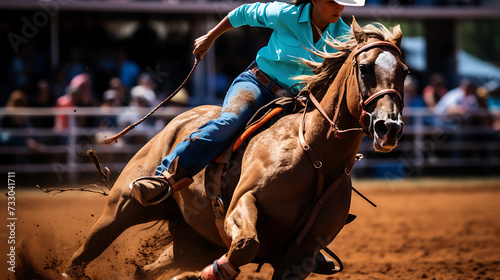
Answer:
[{"left": 1, "top": 106, "right": 499, "bottom": 183}]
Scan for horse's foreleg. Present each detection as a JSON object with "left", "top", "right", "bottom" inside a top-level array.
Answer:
[
  {"left": 225, "top": 192, "right": 260, "bottom": 268},
  {"left": 63, "top": 192, "right": 178, "bottom": 279},
  {"left": 197, "top": 192, "right": 259, "bottom": 280}
]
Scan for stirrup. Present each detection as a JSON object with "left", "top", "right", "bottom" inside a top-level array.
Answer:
[
  {"left": 129, "top": 176, "right": 173, "bottom": 206},
  {"left": 312, "top": 248, "right": 344, "bottom": 275}
]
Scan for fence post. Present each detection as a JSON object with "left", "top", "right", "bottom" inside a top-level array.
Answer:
[
  {"left": 413, "top": 109, "right": 425, "bottom": 175},
  {"left": 68, "top": 114, "right": 78, "bottom": 184}
]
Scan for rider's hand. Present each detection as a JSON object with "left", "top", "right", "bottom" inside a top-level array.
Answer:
[{"left": 193, "top": 33, "right": 215, "bottom": 61}]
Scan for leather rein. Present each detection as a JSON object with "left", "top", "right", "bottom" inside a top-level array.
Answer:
[{"left": 306, "top": 40, "right": 405, "bottom": 139}]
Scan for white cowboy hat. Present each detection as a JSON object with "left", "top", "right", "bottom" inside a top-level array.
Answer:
[{"left": 334, "top": 0, "right": 365, "bottom": 6}]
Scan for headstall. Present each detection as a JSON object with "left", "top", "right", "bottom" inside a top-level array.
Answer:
[{"left": 352, "top": 41, "right": 405, "bottom": 137}]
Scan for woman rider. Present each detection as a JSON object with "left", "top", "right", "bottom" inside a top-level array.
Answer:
[{"left": 130, "top": 0, "right": 365, "bottom": 206}]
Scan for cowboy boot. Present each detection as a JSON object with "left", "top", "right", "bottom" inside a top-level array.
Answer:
[{"left": 129, "top": 158, "right": 193, "bottom": 207}]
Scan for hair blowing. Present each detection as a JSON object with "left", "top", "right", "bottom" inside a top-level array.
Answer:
[{"left": 291, "top": 0, "right": 312, "bottom": 5}]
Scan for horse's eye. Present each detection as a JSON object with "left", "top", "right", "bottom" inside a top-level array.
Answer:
[{"left": 359, "top": 64, "right": 369, "bottom": 77}]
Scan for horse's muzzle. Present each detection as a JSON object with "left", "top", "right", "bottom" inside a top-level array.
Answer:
[{"left": 373, "top": 119, "right": 404, "bottom": 152}]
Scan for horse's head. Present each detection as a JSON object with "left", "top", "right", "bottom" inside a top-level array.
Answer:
[{"left": 348, "top": 18, "right": 407, "bottom": 153}]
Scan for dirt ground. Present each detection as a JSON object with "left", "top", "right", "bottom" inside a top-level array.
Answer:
[{"left": 1, "top": 178, "right": 500, "bottom": 280}]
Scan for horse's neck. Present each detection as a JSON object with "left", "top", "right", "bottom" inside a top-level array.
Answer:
[{"left": 305, "top": 51, "right": 363, "bottom": 173}]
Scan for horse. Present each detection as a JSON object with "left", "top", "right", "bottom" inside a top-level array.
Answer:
[{"left": 62, "top": 18, "right": 406, "bottom": 280}]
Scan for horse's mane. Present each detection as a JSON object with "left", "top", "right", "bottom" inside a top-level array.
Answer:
[{"left": 297, "top": 22, "right": 395, "bottom": 98}]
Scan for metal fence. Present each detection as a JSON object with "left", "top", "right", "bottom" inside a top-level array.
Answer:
[{"left": 1, "top": 106, "right": 499, "bottom": 184}]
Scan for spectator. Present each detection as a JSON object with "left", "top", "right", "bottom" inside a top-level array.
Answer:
[
  {"left": 423, "top": 73, "right": 448, "bottom": 109},
  {"left": 434, "top": 79, "right": 479, "bottom": 126},
  {"left": 69, "top": 73, "right": 98, "bottom": 107},
  {"left": 102, "top": 77, "right": 126, "bottom": 107},
  {"left": 1, "top": 90, "right": 30, "bottom": 132},
  {"left": 482, "top": 80, "right": 500, "bottom": 112},
  {"left": 54, "top": 85, "right": 81, "bottom": 132},
  {"left": 477, "top": 80, "right": 500, "bottom": 132},
  {"left": 118, "top": 74, "right": 160, "bottom": 133},
  {"left": 99, "top": 77, "right": 126, "bottom": 130},
  {"left": 117, "top": 49, "right": 141, "bottom": 89},
  {"left": 130, "top": 73, "right": 157, "bottom": 107},
  {"left": 0, "top": 90, "right": 43, "bottom": 160},
  {"left": 404, "top": 75, "right": 425, "bottom": 108}
]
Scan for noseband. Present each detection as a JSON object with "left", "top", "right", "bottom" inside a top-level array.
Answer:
[{"left": 353, "top": 41, "right": 405, "bottom": 137}]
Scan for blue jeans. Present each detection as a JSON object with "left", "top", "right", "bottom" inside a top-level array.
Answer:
[{"left": 155, "top": 64, "right": 277, "bottom": 177}]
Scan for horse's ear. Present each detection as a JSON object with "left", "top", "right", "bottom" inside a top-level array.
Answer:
[
  {"left": 391, "top": 24, "right": 403, "bottom": 49},
  {"left": 351, "top": 16, "right": 367, "bottom": 44}
]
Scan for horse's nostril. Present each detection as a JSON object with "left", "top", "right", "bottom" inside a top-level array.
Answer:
[
  {"left": 375, "top": 120, "right": 403, "bottom": 139},
  {"left": 374, "top": 120, "right": 388, "bottom": 137}
]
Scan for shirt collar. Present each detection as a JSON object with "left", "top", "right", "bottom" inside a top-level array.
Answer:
[
  {"left": 298, "top": 3, "right": 311, "bottom": 24},
  {"left": 298, "top": 3, "right": 336, "bottom": 39}
]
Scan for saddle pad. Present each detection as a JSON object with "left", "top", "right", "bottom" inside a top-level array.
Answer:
[{"left": 213, "top": 107, "right": 283, "bottom": 163}]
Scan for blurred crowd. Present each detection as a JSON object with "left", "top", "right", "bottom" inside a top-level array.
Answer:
[
  {"left": 404, "top": 73, "right": 500, "bottom": 131},
  {"left": 3, "top": 66, "right": 499, "bottom": 145},
  {"left": 1, "top": 60, "right": 191, "bottom": 151}
]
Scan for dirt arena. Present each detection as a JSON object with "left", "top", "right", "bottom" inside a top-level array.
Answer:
[{"left": 2, "top": 178, "right": 499, "bottom": 280}]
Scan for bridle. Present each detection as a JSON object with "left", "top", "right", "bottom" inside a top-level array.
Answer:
[
  {"left": 305, "top": 40, "right": 405, "bottom": 138},
  {"left": 354, "top": 41, "right": 405, "bottom": 137}
]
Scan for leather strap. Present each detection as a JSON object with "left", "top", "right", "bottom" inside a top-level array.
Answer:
[
  {"left": 354, "top": 41, "right": 402, "bottom": 59},
  {"left": 362, "top": 88, "right": 404, "bottom": 109},
  {"left": 299, "top": 101, "right": 324, "bottom": 201},
  {"left": 249, "top": 63, "right": 282, "bottom": 94}
]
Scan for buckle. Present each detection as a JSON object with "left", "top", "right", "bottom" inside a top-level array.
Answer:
[{"left": 212, "top": 196, "right": 226, "bottom": 219}]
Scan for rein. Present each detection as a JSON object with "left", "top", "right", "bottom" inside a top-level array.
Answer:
[{"left": 102, "top": 56, "right": 201, "bottom": 145}]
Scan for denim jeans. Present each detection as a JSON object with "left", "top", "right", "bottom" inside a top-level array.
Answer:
[{"left": 155, "top": 64, "right": 277, "bottom": 177}]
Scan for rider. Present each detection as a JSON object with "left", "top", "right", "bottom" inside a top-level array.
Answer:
[{"left": 130, "top": 0, "right": 365, "bottom": 206}]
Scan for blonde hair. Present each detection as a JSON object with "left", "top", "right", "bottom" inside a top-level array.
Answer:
[{"left": 297, "top": 22, "right": 394, "bottom": 97}]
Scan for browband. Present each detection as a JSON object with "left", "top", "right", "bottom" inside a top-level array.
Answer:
[{"left": 354, "top": 41, "right": 402, "bottom": 59}]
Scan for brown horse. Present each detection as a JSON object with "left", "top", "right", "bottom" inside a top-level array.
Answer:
[{"left": 63, "top": 18, "right": 406, "bottom": 280}]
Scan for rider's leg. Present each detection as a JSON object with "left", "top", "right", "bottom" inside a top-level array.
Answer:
[{"left": 130, "top": 69, "right": 277, "bottom": 206}]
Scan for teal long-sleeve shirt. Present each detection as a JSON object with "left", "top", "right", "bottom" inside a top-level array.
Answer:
[{"left": 228, "top": 1, "right": 350, "bottom": 93}]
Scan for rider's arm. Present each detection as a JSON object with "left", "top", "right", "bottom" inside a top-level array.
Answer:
[
  {"left": 193, "top": 16, "right": 234, "bottom": 60},
  {"left": 193, "top": 2, "right": 284, "bottom": 60}
]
